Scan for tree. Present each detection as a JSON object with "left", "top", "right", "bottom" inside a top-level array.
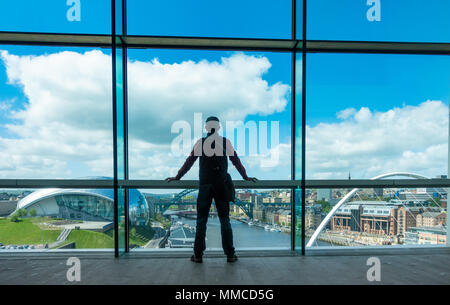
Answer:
[
  {"left": 29, "top": 209, "right": 37, "bottom": 217},
  {"left": 10, "top": 214, "right": 19, "bottom": 222},
  {"left": 15, "top": 208, "right": 27, "bottom": 217},
  {"left": 428, "top": 198, "right": 441, "bottom": 208},
  {"left": 317, "top": 200, "right": 331, "bottom": 214}
]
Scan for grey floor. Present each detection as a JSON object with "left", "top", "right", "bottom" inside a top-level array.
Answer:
[{"left": 0, "top": 251, "right": 449, "bottom": 285}]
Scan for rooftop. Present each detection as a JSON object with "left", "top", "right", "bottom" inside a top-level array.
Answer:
[
  {"left": 409, "top": 226, "right": 447, "bottom": 234},
  {"left": 422, "top": 212, "right": 444, "bottom": 218}
]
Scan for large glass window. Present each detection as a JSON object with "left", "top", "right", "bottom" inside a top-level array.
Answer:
[
  {"left": 0, "top": 0, "right": 448, "bottom": 256},
  {"left": 127, "top": 49, "right": 294, "bottom": 251},
  {"left": 306, "top": 185, "right": 447, "bottom": 248},
  {"left": 0, "top": 46, "right": 113, "bottom": 179},
  {"left": 131, "top": 188, "right": 292, "bottom": 251},
  {"left": 127, "top": 49, "right": 292, "bottom": 181},
  {"left": 0, "top": 46, "right": 113, "bottom": 250},
  {"left": 306, "top": 53, "right": 449, "bottom": 180},
  {"left": 0, "top": 187, "right": 116, "bottom": 250}
]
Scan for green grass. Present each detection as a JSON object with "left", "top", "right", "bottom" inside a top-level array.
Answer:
[
  {"left": 65, "top": 230, "right": 114, "bottom": 249},
  {"left": 103, "top": 226, "right": 155, "bottom": 247},
  {"left": 104, "top": 228, "right": 149, "bottom": 247},
  {"left": 0, "top": 218, "right": 121, "bottom": 249},
  {"left": 129, "top": 235, "right": 147, "bottom": 247},
  {"left": 129, "top": 225, "right": 155, "bottom": 246},
  {"left": 0, "top": 218, "right": 60, "bottom": 245}
]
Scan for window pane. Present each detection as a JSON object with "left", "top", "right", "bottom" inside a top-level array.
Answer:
[
  {"left": 0, "top": 0, "right": 111, "bottom": 34},
  {"left": 306, "top": 186, "right": 447, "bottom": 248},
  {"left": 308, "top": 0, "right": 450, "bottom": 42},
  {"left": 127, "top": 49, "right": 292, "bottom": 181},
  {"left": 127, "top": 0, "right": 292, "bottom": 39},
  {"left": 0, "top": 45, "right": 114, "bottom": 250},
  {"left": 130, "top": 188, "right": 292, "bottom": 251},
  {"left": 0, "top": 187, "right": 116, "bottom": 250},
  {"left": 306, "top": 53, "right": 449, "bottom": 180},
  {"left": 0, "top": 46, "right": 113, "bottom": 179}
]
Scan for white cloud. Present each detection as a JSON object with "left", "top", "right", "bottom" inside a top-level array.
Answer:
[
  {"left": 0, "top": 50, "right": 290, "bottom": 179},
  {"left": 127, "top": 52, "right": 290, "bottom": 144},
  {"left": 0, "top": 98, "right": 16, "bottom": 112},
  {"left": 337, "top": 107, "right": 356, "bottom": 120},
  {"left": 306, "top": 101, "right": 448, "bottom": 179},
  {"left": 1, "top": 49, "right": 447, "bottom": 181}
]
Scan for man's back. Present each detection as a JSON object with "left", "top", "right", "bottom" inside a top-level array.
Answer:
[
  {"left": 199, "top": 135, "right": 228, "bottom": 184},
  {"left": 165, "top": 116, "right": 257, "bottom": 263}
]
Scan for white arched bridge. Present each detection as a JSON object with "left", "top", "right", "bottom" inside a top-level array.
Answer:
[{"left": 307, "top": 171, "right": 438, "bottom": 247}]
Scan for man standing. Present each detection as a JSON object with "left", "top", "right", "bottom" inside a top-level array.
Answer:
[{"left": 166, "top": 116, "right": 257, "bottom": 263}]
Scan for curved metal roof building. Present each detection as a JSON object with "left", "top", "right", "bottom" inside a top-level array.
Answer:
[{"left": 13, "top": 177, "right": 149, "bottom": 226}]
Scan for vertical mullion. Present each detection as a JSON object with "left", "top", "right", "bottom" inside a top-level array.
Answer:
[
  {"left": 122, "top": 0, "right": 129, "bottom": 253},
  {"left": 290, "top": 0, "right": 296, "bottom": 252},
  {"left": 112, "top": 0, "right": 127, "bottom": 257},
  {"left": 111, "top": 0, "right": 119, "bottom": 258},
  {"left": 447, "top": 85, "right": 450, "bottom": 246},
  {"left": 301, "top": 0, "right": 307, "bottom": 256}
]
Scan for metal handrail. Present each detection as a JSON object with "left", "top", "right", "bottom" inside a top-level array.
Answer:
[{"left": 1, "top": 178, "right": 449, "bottom": 189}]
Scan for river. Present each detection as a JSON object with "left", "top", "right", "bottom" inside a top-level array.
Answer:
[{"left": 178, "top": 216, "right": 333, "bottom": 249}]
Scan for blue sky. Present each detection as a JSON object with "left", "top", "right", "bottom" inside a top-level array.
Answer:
[
  {"left": 308, "top": 0, "right": 450, "bottom": 42},
  {"left": 306, "top": 53, "right": 450, "bottom": 126},
  {"left": 0, "top": 1, "right": 449, "bottom": 179}
]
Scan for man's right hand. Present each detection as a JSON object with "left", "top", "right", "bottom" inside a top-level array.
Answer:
[
  {"left": 165, "top": 177, "right": 179, "bottom": 182},
  {"left": 245, "top": 177, "right": 258, "bottom": 182}
]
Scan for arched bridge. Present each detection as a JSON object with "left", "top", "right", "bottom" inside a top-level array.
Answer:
[
  {"left": 154, "top": 189, "right": 288, "bottom": 219},
  {"left": 306, "top": 172, "right": 431, "bottom": 247}
]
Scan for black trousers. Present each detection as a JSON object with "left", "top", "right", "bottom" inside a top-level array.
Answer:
[{"left": 194, "top": 183, "right": 235, "bottom": 257}]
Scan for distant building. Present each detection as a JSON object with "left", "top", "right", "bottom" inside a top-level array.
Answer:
[
  {"left": 396, "top": 207, "right": 423, "bottom": 236},
  {"left": 416, "top": 212, "right": 446, "bottom": 227},
  {"left": 231, "top": 204, "right": 242, "bottom": 215},
  {"left": 405, "top": 226, "right": 447, "bottom": 245},
  {"left": 305, "top": 204, "right": 322, "bottom": 230},
  {"left": 13, "top": 181, "right": 149, "bottom": 226},
  {"left": 398, "top": 190, "right": 432, "bottom": 203},
  {"left": 278, "top": 209, "right": 291, "bottom": 227},
  {"left": 263, "top": 197, "right": 282, "bottom": 204},
  {"left": 265, "top": 208, "right": 277, "bottom": 224},
  {"left": 329, "top": 198, "right": 340, "bottom": 206},
  {"left": 253, "top": 205, "right": 265, "bottom": 222},
  {"left": 373, "top": 188, "right": 383, "bottom": 198},
  {"left": 332, "top": 201, "right": 397, "bottom": 236},
  {"left": 250, "top": 194, "right": 263, "bottom": 207},
  {"left": 317, "top": 189, "right": 332, "bottom": 202},
  {"left": 404, "top": 229, "right": 419, "bottom": 245},
  {"left": 0, "top": 200, "right": 18, "bottom": 217},
  {"left": 237, "top": 191, "right": 251, "bottom": 202},
  {"left": 0, "top": 192, "right": 10, "bottom": 200}
]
